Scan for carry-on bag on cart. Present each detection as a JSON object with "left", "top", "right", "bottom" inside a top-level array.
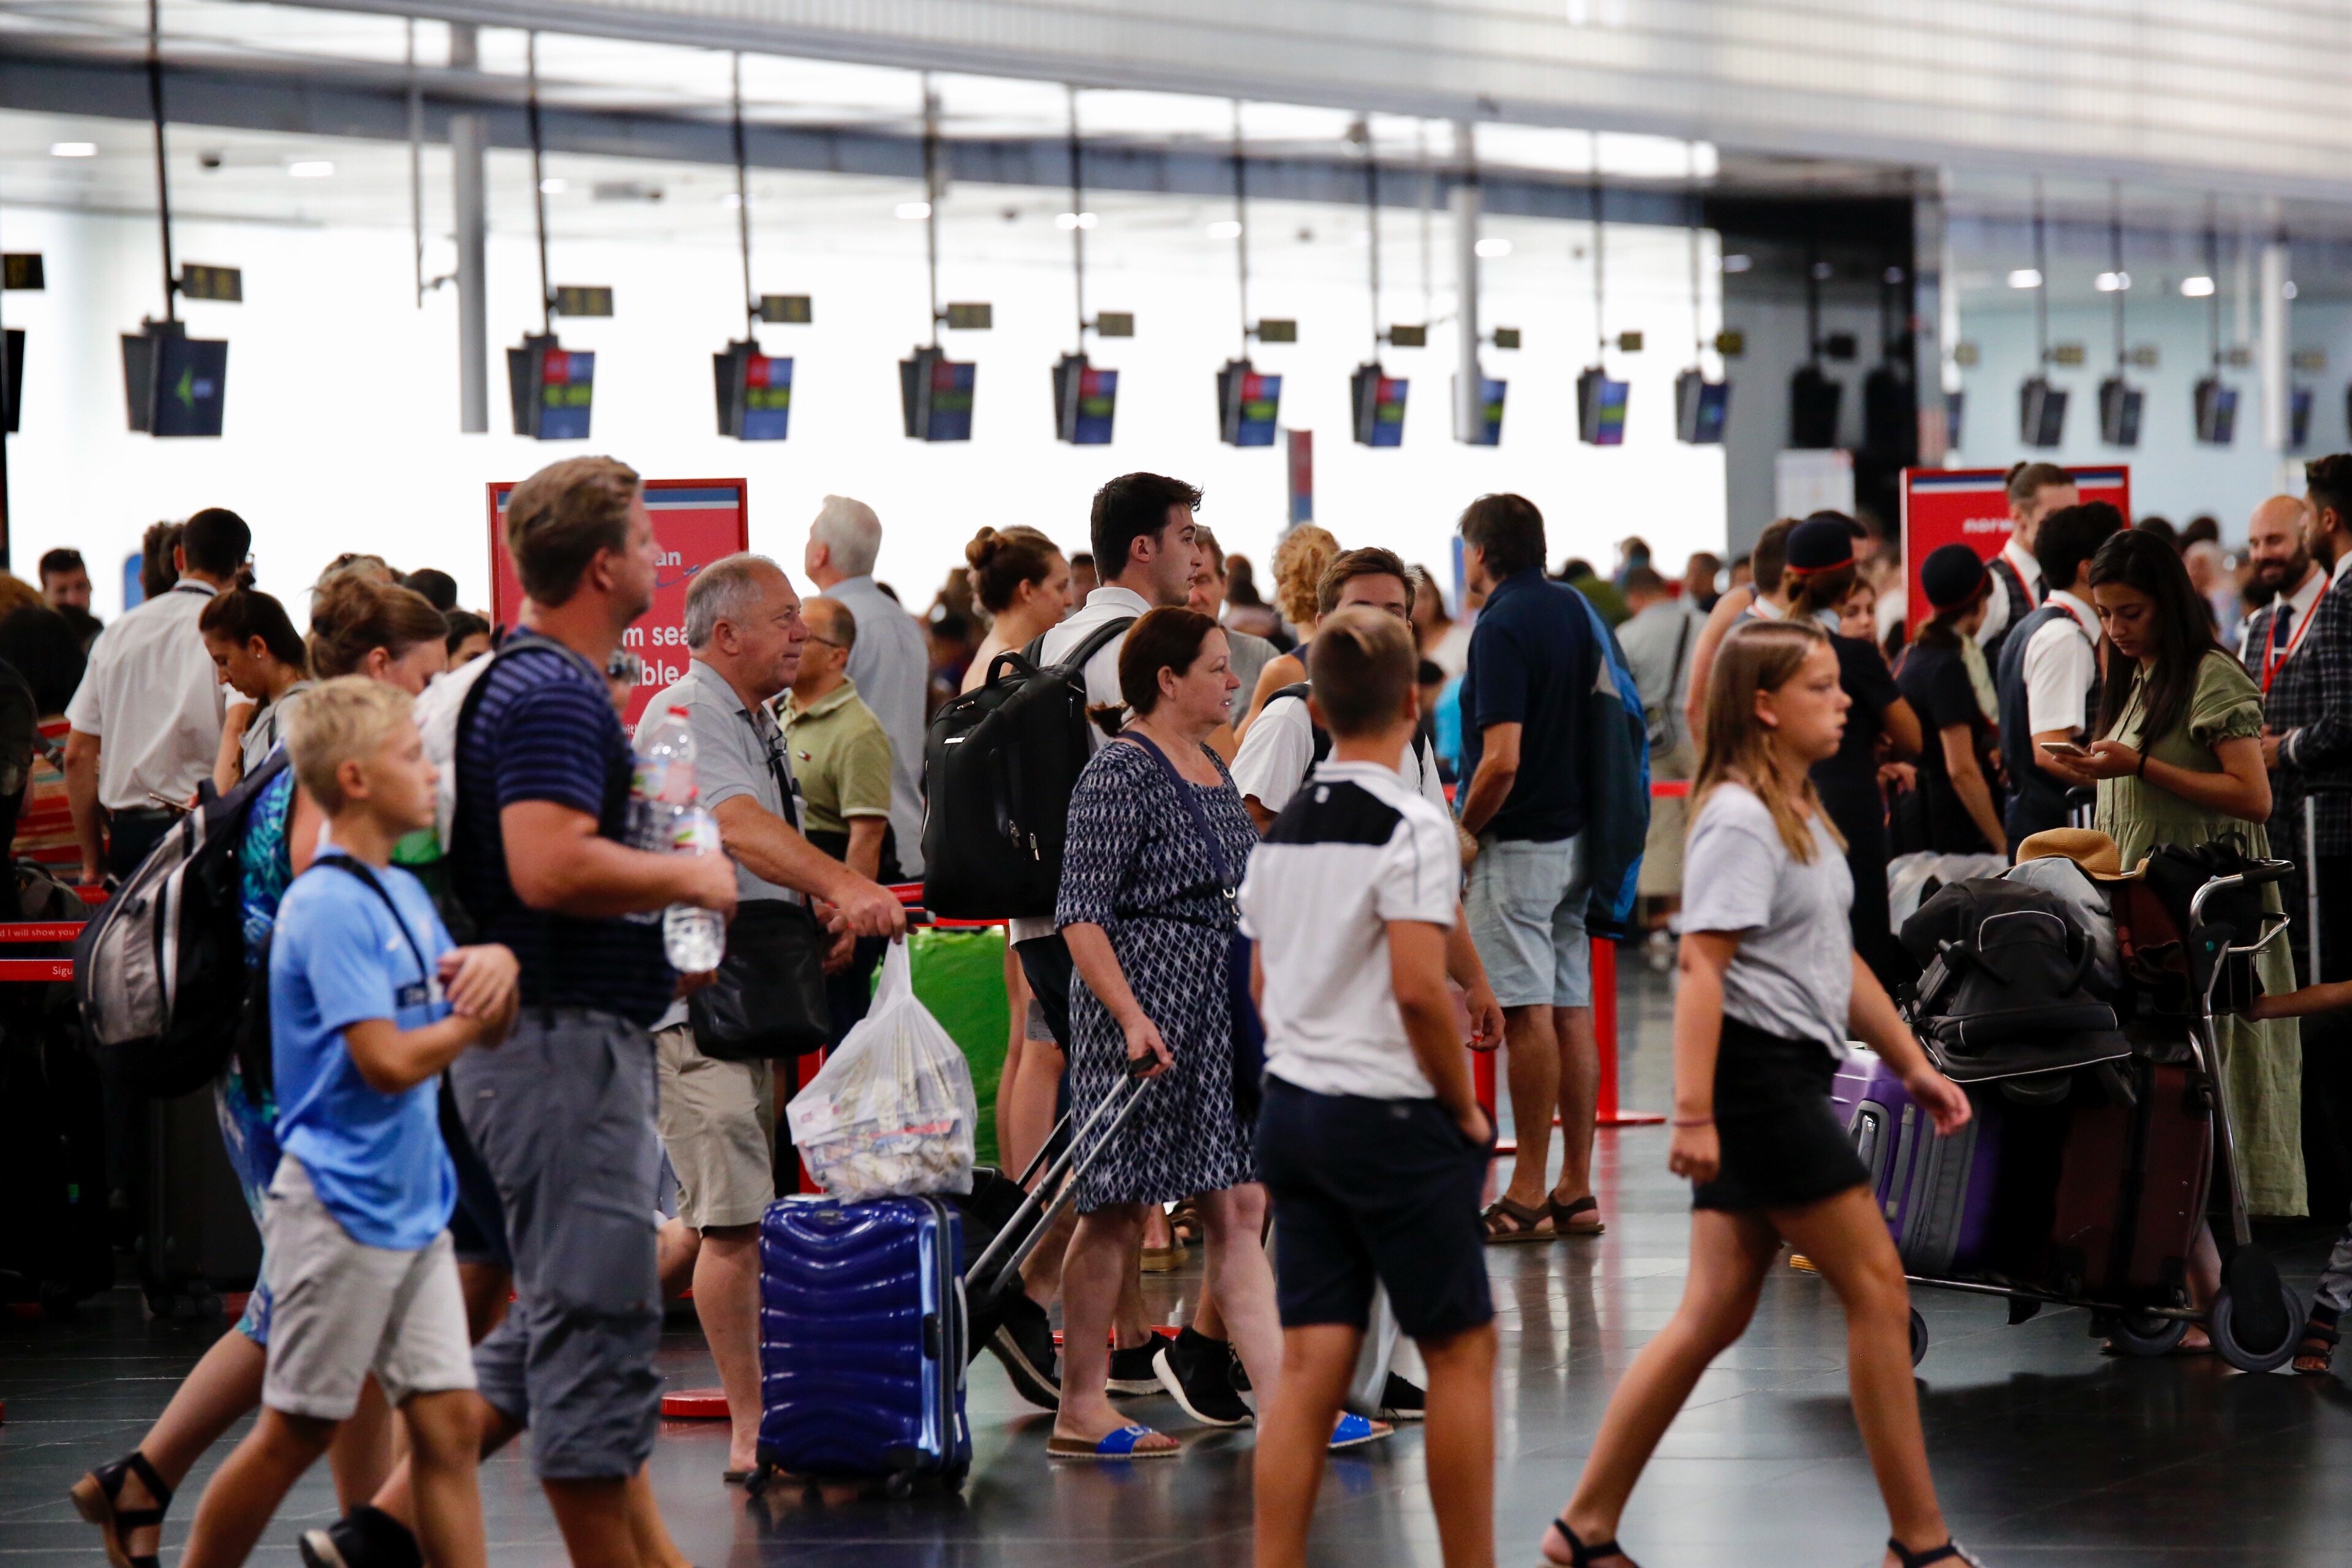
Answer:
[
  {"left": 1831, "top": 1053, "right": 2003, "bottom": 1275},
  {"left": 2045, "top": 1055, "right": 2210, "bottom": 1310},
  {"left": 754, "top": 1194, "right": 971, "bottom": 1494}
]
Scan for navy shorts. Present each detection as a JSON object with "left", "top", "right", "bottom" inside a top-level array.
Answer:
[{"left": 1254, "top": 1076, "right": 1494, "bottom": 1342}]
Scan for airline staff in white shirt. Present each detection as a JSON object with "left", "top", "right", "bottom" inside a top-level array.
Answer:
[{"left": 1977, "top": 461, "right": 2080, "bottom": 657}]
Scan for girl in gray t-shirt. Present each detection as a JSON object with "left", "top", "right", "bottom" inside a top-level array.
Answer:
[{"left": 1539, "top": 618, "right": 1983, "bottom": 1568}]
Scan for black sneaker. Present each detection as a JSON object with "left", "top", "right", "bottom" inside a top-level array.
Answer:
[
  {"left": 299, "top": 1507, "right": 421, "bottom": 1568},
  {"left": 1107, "top": 1331, "right": 1175, "bottom": 1395},
  {"left": 1376, "top": 1372, "right": 1426, "bottom": 1423},
  {"left": 986, "top": 1292, "right": 1062, "bottom": 1409},
  {"left": 1155, "top": 1328, "right": 1251, "bottom": 1427}
]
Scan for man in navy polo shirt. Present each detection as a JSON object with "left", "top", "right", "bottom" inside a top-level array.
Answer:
[{"left": 1453, "top": 493, "right": 1608, "bottom": 1242}]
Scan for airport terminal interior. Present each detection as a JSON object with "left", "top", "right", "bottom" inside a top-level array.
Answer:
[{"left": 8, "top": 4, "right": 2352, "bottom": 1567}]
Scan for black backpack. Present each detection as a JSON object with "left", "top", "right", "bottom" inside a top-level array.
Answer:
[
  {"left": 1899, "top": 877, "right": 2128, "bottom": 1082},
  {"left": 920, "top": 617, "right": 1135, "bottom": 919}
]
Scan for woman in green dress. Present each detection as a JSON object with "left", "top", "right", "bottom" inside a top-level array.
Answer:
[{"left": 2064, "top": 529, "right": 2304, "bottom": 1340}]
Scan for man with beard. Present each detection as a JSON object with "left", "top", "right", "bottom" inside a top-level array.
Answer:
[
  {"left": 2239, "top": 494, "right": 2324, "bottom": 677},
  {"left": 2258, "top": 464, "right": 2352, "bottom": 1360}
]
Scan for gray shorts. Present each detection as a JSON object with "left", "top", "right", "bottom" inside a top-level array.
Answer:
[
  {"left": 1465, "top": 832, "right": 1593, "bottom": 1009},
  {"left": 259, "top": 1156, "right": 474, "bottom": 1421},
  {"left": 451, "top": 1008, "right": 663, "bottom": 1480}
]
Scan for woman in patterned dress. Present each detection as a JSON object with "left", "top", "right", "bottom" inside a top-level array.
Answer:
[{"left": 1049, "top": 608, "right": 1282, "bottom": 1460}]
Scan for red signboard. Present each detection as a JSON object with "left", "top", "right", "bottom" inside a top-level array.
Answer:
[
  {"left": 1901, "top": 466, "right": 2130, "bottom": 632},
  {"left": 487, "top": 478, "right": 751, "bottom": 726}
]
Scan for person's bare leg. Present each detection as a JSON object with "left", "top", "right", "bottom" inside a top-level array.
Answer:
[
  {"left": 455, "top": 1263, "right": 511, "bottom": 1344},
  {"left": 326, "top": 1376, "right": 396, "bottom": 1513},
  {"left": 1198, "top": 1185, "right": 1281, "bottom": 1401},
  {"left": 1192, "top": 1278, "right": 1226, "bottom": 1341},
  {"left": 176, "top": 1408, "right": 334, "bottom": 1568},
  {"left": 400, "top": 1392, "right": 485, "bottom": 1568},
  {"left": 1545, "top": 1209, "right": 1779, "bottom": 1559},
  {"left": 541, "top": 1478, "right": 643, "bottom": 1568},
  {"left": 1420, "top": 1324, "right": 1499, "bottom": 1568},
  {"left": 1057, "top": 1205, "right": 1148, "bottom": 1443},
  {"left": 79, "top": 1325, "right": 265, "bottom": 1560},
  {"left": 625, "top": 1463, "right": 691, "bottom": 1568},
  {"left": 1252, "top": 1324, "right": 1357, "bottom": 1568},
  {"left": 692, "top": 1224, "right": 765, "bottom": 1474},
  {"left": 1114, "top": 1226, "right": 1154, "bottom": 1349},
  {"left": 656, "top": 1218, "right": 701, "bottom": 1300},
  {"left": 1773, "top": 1189, "right": 1950, "bottom": 1566},
  {"left": 1499, "top": 1005, "right": 1562, "bottom": 1217},
  {"left": 1548, "top": 1003, "right": 1601, "bottom": 1226},
  {"left": 368, "top": 1394, "right": 521, "bottom": 1529}
]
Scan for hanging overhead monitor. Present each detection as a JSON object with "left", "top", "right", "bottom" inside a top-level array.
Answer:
[
  {"left": 2291, "top": 386, "right": 2314, "bottom": 450},
  {"left": 1453, "top": 374, "right": 1506, "bottom": 447},
  {"left": 900, "top": 345, "right": 976, "bottom": 442},
  {"left": 1216, "top": 360, "right": 1281, "bottom": 447},
  {"left": 1789, "top": 366, "right": 1841, "bottom": 448},
  {"left": 121, "top": 319, "right": 228, "bottom": 437},
  {"left": 3, "top": 328, "right": 20, "bottom": 435},
  {"left": 2018, "top": 375, "right": 2066, "bottom": 448},
  {"left": 1350, "top": 363, "right": 1406, "bottom": 448},
  {"left": 1051, "top": 353, "right": 1117, "bottom": 445},
  {"left": 712, "top": 341, "right": 792, "bottom": 441},
  {"left": 507, "top": 334, "right": 594, "bottom": 440},
  {"left": 1675, "top": 369, "right": 1729, "bottom": 445},
  {"left": 2097, "top": 376, "right": 2143, "bottom": 448},
  {"left": 1577, "top": 366, "right": 1629, "bottom": 447},
  {"left": 2193, "top": 376, "right": 2237, "bottom": 445},
  {"left": 1944, "top": 390, "right": 1966, "bottom": 450}
]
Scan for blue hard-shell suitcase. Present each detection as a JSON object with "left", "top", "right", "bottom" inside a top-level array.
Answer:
[{"left": 755, "top": 1194, "right": 971, "bottom": 1493}]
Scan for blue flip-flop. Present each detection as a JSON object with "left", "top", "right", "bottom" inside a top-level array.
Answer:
[
  {"left": 1047, "top": 1423, "right": 1181, "bottom": 1461},
  {"left": 1329, "top": 1412, "right": 1393, "bottom": 1451}
]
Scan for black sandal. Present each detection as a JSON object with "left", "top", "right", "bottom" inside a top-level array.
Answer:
[
  {"left": 2293, "top": 1316, "right": 2340, "bottom": 1376},
  {"left": 69, "top": 1450, "right": 173, "bottom": 1568},
  {"left": 1543, "top": 1517, "right": 1629, "bottom": 1566},
  {"left": 1889, "top": 1537, "right": 1983, "bottom": 1568},
  {"left": 1549, "top": 1194, "right": 1606, "bottom": 1236}
]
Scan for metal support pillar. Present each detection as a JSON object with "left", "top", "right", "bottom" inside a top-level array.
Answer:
[
  {"left": 2260, "top": 239, "right": 2290, "bottom": 454},
  {"left": 448, "top": 23, "right": 488, "bottom": 434},
  {"left": 1450, "top": 121, "right": 1482, "bottom": 445}
]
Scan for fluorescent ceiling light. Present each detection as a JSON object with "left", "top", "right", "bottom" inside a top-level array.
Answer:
[
  {"left": 2181, "top": 274, "right": 2215, "bottom": 297},
  {"left": 1206, "top": 219, "right": 1242, "bottom": 240},
  {"left": 720, "top": 192, "right": 742, "bottom": 209},
  {"left": 50, "top": 141, "right": 97, "bottom": 157},
  {"left": 1474, "top": 237, "right": 1512, "bottom": 258},
  {"left": 538, "top": 177, "right": 567, "bottom": 194},
  {"left": 1055, "top": 211, "right": 1098, "bottom": 230},
  {"left": 2095, "top": 271, "right": 2130, "bottom": 292},
  {"left": 2007, "top": 268, "right": 2043, "bottom": 289},
  {"left": 895, "top": 200, "right": 931, "bottom": 220},
  {"left": 289, "top": 160, "right": 334, "bottom": 178}
]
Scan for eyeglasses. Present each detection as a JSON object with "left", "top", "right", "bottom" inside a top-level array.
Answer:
[{"left": 803, "top": 634, "right": 845, "bottom": 650}]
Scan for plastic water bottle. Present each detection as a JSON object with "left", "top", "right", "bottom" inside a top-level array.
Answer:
[
  {"left": 627, "top": 707, "right": 701, "bottom": 925},
  {"left": 663, "top": 805, "right": 729, "bottom": 973}
]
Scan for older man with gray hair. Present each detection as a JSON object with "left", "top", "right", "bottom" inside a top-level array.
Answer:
[
  {"left": 804, "top": 495, "right": 930, "bottom": 877},
  {"left": 639, "top": 551, "right": 905, "bottom": 1478}
]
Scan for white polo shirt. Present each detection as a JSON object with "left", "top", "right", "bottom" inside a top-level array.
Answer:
[
  {"left": 1237, "top": 761, "right": 1458, "bottom": 1101},
  {"left": 1231, "top": 690, "right": 1450, "bottom": 818},
  {"left": 64, "top": 579, "right": 227, "bottom": 810},
  {"left": 2018, "top": 587, "right": 2098, "bottom": 739}
]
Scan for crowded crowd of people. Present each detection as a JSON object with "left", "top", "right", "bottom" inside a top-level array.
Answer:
[{"left": 36, "top": 450, "right": 2352, "bottom": 1568}]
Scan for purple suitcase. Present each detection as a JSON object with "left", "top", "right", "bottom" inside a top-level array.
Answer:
[{"left": 1830, "top": 1054, "right": 2001, "bottom": 1275}]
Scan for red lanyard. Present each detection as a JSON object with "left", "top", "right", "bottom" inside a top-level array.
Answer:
[{"left": 2260, "top": 595, "right": 2317, "bottom": 694}]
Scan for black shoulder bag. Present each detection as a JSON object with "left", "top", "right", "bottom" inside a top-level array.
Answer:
[{"left": 688, "top": 706, "right": 833, "bottom": 1063}]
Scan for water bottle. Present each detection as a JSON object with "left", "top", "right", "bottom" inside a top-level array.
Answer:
[
  {"left": 627, "top": 707, "right": 701, "bottom": 924},
  {"left": 663, "top": 805, "right": 729, "bottom": 973}
]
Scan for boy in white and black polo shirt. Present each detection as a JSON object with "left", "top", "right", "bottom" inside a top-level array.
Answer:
[{"left": 1242, "top": 606, "right": 1498, "bottom": 1568}]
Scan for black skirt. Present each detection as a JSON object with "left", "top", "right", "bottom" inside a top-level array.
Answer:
[{"left": 1690, "top": 1016, "right": 1872, "bottom": 1213}]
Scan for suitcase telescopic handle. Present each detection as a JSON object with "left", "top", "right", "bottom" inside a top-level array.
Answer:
[{"left": 962, "top": 1061, "right": 1154, "bottom": 1292}]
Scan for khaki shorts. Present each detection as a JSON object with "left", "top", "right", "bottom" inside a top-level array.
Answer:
[
  {"left": 654, "top": 1023, "right": 776, "bottom": 1231},
  {"left": 1638, "top": 739, "right": 1695, "bottom": 899},
  {"left": 260, "top": 1156, "right": 474, "bottom": 1421}
]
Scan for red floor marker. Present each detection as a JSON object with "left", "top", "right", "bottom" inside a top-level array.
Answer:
[{"left": 661, "top": 1388, "right": 730, "bottom": 1419}]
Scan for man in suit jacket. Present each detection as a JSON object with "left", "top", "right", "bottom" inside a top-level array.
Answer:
[{"left": 2259, "top": 459, "right": 2352, "bottom": 1265}]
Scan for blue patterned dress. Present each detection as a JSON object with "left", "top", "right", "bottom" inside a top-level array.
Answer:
[
  {"left": 216, "top": 763, "right": 294, "bottom": 1343},
  {"left": 1057, "top": 739, "right": 1260, "bottom": 1212}
]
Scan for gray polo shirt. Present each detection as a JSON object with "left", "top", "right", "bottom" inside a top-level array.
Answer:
[
  {"left": 824, "top": 573, "right": 929, "bottom": 878},
  {"left": 640, "top": 659, "right": 804, "bottom": 1033}
]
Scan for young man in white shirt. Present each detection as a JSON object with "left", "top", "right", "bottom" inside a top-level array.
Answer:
[
  {"left": 1996, "top": 499, "right": 2120, "bottom": 843},
  {"left": 1243, "top": 606, "right": 1497, "bottom": 1568}
]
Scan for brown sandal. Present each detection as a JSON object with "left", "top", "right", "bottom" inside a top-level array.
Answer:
[
  {"left": 1550, "top": 1194, "right": 1606, "bottom": 1237},
  {"left": 2293, "top": 1316, "right": 2339, "bottom": 1375},
  {"left": 1480, "top": 1196, "right": 1555, "bottom": 1243}
]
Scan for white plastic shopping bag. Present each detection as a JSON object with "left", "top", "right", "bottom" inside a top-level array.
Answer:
[{"left": 785, "top": 940, "right": 979, "bottom": 1200}]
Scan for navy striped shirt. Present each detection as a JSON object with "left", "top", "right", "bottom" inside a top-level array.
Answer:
[{"left": 451, "top": 640, "right": 673, "bottom": 1025}]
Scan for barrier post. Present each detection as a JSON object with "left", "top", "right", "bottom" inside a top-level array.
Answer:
[{"left": 1592, "top": 936, "right": 1663, "bottom": 1126}]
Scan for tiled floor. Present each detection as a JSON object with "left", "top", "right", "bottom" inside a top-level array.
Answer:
[{"left": 5, "top": 965, "right": 2347, "bottom": 1566}]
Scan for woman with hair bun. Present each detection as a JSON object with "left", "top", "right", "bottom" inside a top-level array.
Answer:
[
  {"left": 306, "top": 575, "right": 448, "bottom": 693},
  {"left": 961, "top": 526, "right": 1072, "bottom": 696}
]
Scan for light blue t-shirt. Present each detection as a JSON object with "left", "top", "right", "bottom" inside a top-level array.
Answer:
[{"left": 270, "top": 855, "right": 458, "bottom": 1251}]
